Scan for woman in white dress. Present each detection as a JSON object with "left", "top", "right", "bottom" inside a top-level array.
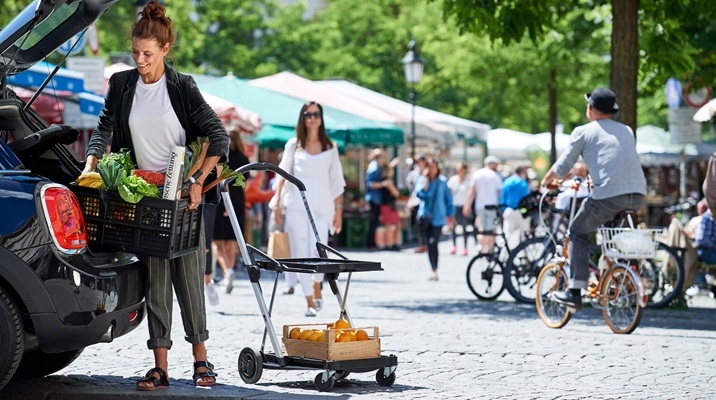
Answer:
[{"left": 270, "top": 102, "right": 346, "bottom": 317}]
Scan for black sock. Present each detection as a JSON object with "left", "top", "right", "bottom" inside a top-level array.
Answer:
[{"left": 570, "top": 288, "right": 581, "bottom": 297}]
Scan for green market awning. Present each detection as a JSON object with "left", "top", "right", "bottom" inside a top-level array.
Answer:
[
  {"left": 255, "top": 125, "right": 294, "bottom": 150},
  {"left": 199, "top": 76, "right": 403, "bottom": 148},
  {"left": 256, "top": 124, "right": 345, "bottom": 153}
]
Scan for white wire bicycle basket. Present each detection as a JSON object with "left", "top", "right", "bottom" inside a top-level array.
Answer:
[{"left": 597, "top": 227, "right": 664, "bottom": 259}]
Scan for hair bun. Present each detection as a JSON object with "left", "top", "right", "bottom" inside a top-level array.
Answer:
[{"left": 140, "top": 1, "right": 166, "bottom": 20}]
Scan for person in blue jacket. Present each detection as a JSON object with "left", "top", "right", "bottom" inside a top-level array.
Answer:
[{"left": 417, "top": 159, "right": 455, "bottom": 281}]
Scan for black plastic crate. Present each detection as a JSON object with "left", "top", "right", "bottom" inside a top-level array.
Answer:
[{"left": 70, "top": 185, "right": 203, "bottom": 259}]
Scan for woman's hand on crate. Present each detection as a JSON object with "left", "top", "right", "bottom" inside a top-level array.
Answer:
[
  {"left": 189, "top": 181, "right": 202, "bottom": 210},
  {"left": 82, "top": 155, "right": 99, "bottom": 175}
]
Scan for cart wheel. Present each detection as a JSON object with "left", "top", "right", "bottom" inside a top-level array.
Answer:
[
  {"left": 238, "top": 347, "right": 263, "bottom": 384},
  {"left": 314, "top": 372, "right": 336, "bottom": 391},
  {"left": 375, "top": 368, "right": 396, "bottom": 387},
  {"left": 334, "top": 370, "right": 350, "bottom": 380}
]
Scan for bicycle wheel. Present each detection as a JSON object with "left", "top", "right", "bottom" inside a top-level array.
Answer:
[
  {"left": 504, "top": 236, "right": 557, "bottom": 304},
  {"left": 601, "top": 265, "right": 643, "bottom": 334},
  {"left": 635, "top": 242, "right": 685, "bottom": 308},
  {"left": 466, "top": 254, "right": 505, "bottom": 301},
  {"left": 535, "top": 263, "right": 572, "bottom": 328}
]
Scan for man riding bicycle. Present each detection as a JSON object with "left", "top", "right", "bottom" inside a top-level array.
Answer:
[{"left": 541, "top": 87, "right": 646, "bottom": 308}]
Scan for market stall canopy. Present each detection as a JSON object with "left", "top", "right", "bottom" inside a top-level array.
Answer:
[
  {"left": 317, "top": 79, "right": 489, "bottom": 145},
  {"left": 250, "top": 72, "right": 453, "bottom": 147},
  {"left": 7, "top": 61, "right": 85, "bottom": 93},
  {"left": 257, "top": 124, "right": 346, "bottom": 152},
  {"left": 200, "top": 91, "right": 261, "bottom": 134},
  {"left": 482, "top": 128, "right": 539, "bottom": 162},
  {"left": 635, "top": 125, "right": 716, "bottom": 165},
  {"left": 198, "top": 75, "right": 403, "bottom": 148},
  {"left": 531, "top": 131, "right": 572, "bottom": 154}
]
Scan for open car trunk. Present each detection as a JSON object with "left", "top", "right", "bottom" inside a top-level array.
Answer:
[{"left": 0, "top": 91, "right": 84, "bottom": 185}]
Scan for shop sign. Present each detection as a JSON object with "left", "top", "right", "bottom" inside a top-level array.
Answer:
[
  {"left": 66, "top": 57, "right": 106, "bottom": 95},
  {"left": 668, "top": 108, "right": 701, "bottom": 145}
]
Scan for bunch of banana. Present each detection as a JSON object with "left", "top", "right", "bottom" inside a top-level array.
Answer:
[{"left": 75, "top": 172, "right": 105, "bottom": 189}]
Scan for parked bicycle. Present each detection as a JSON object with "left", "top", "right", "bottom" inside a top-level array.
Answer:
[
  {"left": 466, "top": 205, "right": 530, "bottom": 301},
  {"left": 503, "top": 192, "right": 564, "bottom": 303}
]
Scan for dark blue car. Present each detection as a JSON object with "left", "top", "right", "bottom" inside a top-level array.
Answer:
[{"left": 0, "top": 0, "right": 145, "bottom": 389}]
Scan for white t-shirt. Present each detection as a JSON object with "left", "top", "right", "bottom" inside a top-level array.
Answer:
[
  {"left": 128, "top": 74, "right": 185, "bottom": 172},
  {"left": 470, "top": 167, "right": 503, "bottom": 210},
  {"left": 447, "top": 175, "right": 470, "bottom": 206}
]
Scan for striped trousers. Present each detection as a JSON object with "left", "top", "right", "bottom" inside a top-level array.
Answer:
[{"left": 142, "top": 225, "right": 209, "bottom": 349}]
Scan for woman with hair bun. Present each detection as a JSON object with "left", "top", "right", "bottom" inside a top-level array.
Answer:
[{"left": 83, "top": 1, "right": 229, "bottom": 390}]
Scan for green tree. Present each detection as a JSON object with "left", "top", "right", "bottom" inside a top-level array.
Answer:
[
  {"left": 436, "top": 0, "right": 716, "bottom": 133},
  {"left": 0, "top": 0, "right": 24, "bottom": 27}
]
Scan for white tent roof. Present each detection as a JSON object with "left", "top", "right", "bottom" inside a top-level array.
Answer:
[
  {"left": 317, "top": 79, "right": 489, "bottom": 144},
  {"left": 634, "top": 124, "right": 716, "bottom": 165},
  {"left": 249, "top": 72, "right": 457, "bottom": 147}
]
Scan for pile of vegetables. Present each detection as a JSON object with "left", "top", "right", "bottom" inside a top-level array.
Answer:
[
  {"left": 75, "top": 139, "right": 246, "bottom": 205},
  {"left": 87, "top": 148, "right": 161, "bottom": 204}
]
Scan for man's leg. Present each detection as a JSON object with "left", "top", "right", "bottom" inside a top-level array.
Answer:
[{"left": 556, "top": 194, "right": 642, "bottom": 306}]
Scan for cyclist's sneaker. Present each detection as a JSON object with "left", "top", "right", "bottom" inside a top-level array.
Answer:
[{"left": 552, "top": 290, "right": 582, "bottom": 309}]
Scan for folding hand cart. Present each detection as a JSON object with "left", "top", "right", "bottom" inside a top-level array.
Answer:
[{"left": 218, "top": 162, "right": 398, "bottom": 391}]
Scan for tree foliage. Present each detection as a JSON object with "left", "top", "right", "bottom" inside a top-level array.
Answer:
[
  {"left": 4, "top": 0, "right": 713, "bottom": 136},
  {"left": 434, "top": 0, "right": 716, "bottom": 131}
]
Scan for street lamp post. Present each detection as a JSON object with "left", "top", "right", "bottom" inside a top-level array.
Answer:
[{"left": 402, "top": 40, "right": 424, "bottom": 161}]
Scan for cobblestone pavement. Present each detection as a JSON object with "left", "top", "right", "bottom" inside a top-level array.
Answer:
[{"left": 2, "top": 240, "right": 716, "bottom": 400}]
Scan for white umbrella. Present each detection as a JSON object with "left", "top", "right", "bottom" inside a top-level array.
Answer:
[{"left": 693, "top": 98, "right": 716, "bottom": 122}]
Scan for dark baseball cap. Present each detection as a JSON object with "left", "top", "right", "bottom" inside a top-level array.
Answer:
[{"left": 585, "top": 87, "right": 619, "bottom": 114}]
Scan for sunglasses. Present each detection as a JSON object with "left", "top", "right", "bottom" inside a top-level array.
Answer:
[{"left": 303, "top": 111, "right": 322, "bottom": 119}]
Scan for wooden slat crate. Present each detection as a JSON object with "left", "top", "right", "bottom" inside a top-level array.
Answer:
[{"left": 281, "top": 323, "right": 380, "bottom": 361}]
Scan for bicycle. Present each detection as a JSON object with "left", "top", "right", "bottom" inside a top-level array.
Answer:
[
  {"left": 503, "top": 192, "right": 566, "bottom": 303},
  {"left": 535, "top": 179, "right": 660, "bottom": 334},
  {"left": 506, "top": 183, "right": 685, "bottom": 308},
  {"left": 466, "top": 205, "right": 528, "bottom": 301}
]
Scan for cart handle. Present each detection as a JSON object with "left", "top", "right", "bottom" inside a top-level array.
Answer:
[{"left": 316, "top": 242, "right": 348, "bottom": 260}]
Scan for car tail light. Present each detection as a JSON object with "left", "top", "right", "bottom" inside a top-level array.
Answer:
[
  {"left": 41, "top": 184, "right": 88, "bottom": 253},
  {"left": 129, "top": 310, "right": 139, "bottom": 323}
]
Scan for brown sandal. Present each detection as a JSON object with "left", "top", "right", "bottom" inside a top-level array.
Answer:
[
  {"left": 193, "top": 361, "right": 217, "bottom": 387},
  {"left": 137, "top": 367, "right": 170, "bottom": 391}
]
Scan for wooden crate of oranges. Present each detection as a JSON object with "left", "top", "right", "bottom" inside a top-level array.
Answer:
[{"left": 282, "top": 318, "right": 380, "bottom": 361}]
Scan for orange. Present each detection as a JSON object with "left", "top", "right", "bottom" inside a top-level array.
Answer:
[
  {"left": 289, "top": 327, "right": 303, "bottom": 339},
  {"left": 299, "top": 329, "right": 314, "bottom": 341},
  {"left": 355, "top": 329, "right": 369, "bottom": 341},
  {"left": 335, "top": 332, "right": 352, "bottom": 342},
  {"left": 309, "top": 330, "right": 323, "bottom": 342},
  {"left": 317, "top": 330, "right": 327, "bottom": 342},
  {"left": 333, "top": 317, "right": 351, "bottom": 329},
  {"left": 347, "top": 331, "right": 357, "bottom": 341}
]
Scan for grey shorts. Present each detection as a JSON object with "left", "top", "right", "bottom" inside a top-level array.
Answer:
[{"left": 477, "top": 207, "right": 499, "bottom": 232}]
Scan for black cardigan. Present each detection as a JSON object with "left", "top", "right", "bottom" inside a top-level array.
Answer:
[{"left": 86, "top": 64, "right": 229, "bottom": 166}]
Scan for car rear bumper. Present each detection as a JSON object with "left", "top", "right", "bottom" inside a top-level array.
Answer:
[{"left": 30, "top": 300, "right": 145, "bottom": 353}]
